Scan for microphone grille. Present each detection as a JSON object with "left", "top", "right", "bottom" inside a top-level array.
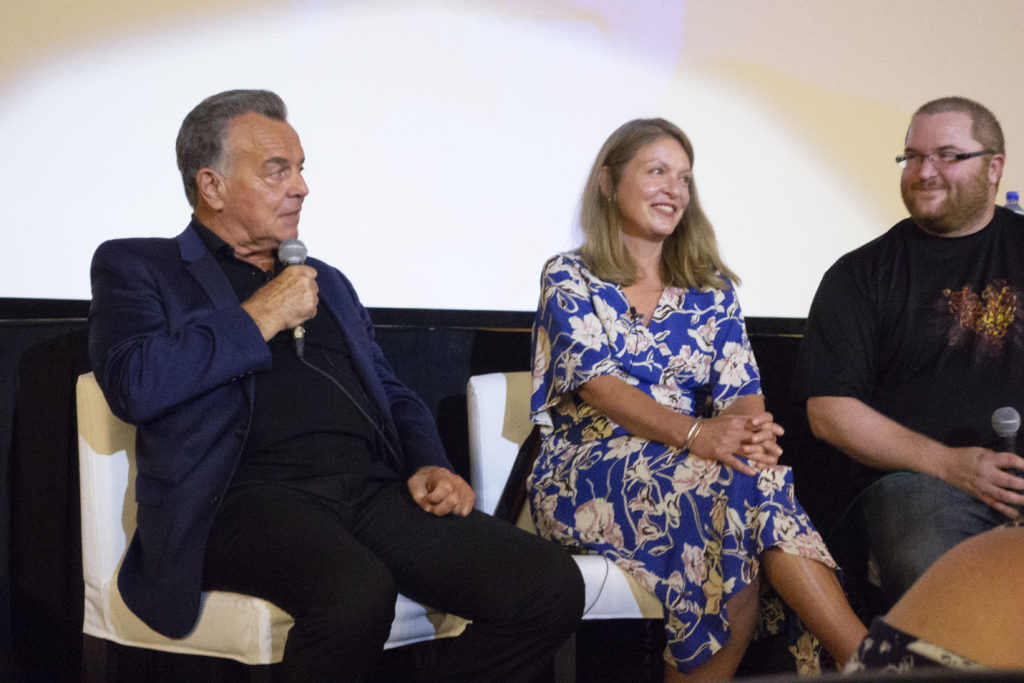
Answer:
[
  {"left": 278, "top": 239, "right": 307, "bottom": 266},
  {"left": 992, "top": 406, "right": 1021, "bottom": 437}
]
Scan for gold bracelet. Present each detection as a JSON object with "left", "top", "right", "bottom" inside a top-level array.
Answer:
[{"left": 683, "top": 418, "right": 703, "bottom": 451}]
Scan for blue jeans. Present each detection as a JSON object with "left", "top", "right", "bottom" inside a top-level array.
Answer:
[{"left": 861, "top": 471, "right": 1008, "bottom": 608}]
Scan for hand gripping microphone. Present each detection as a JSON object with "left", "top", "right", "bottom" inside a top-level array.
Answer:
[
  {"left": 277, "top": 239, "right": 308, "bottom": 358},
  {"left": 991, "top": 406, "right": 1021, "bottom": 455}
]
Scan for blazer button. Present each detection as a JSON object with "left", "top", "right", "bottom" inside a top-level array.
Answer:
[{"left": 210, "top": 495, "right": 220, "bottom": 507}]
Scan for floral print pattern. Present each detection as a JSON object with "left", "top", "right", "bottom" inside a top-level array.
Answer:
[
  {"left": 529, "top": 252, "right": 835, "bottom": 672},
  {"left": 844, "top": 618, "right": 983, "bottom": 673}
]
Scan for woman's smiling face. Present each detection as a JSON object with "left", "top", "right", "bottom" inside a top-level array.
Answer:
[{"left": 610, "top": 136, "right": 692, "bottom": 244}]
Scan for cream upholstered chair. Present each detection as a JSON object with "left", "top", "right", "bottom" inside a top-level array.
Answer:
[
  {"left": 466, "top": 371, "right": 662, "bottom": 621},
  {"left": 77, "top": 371, "right": 466, "bottom": 677}
]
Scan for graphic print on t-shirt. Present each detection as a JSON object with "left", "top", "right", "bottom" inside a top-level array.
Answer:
[{"left": 941, "top": 279, "right": 1022, "bottom": 355}]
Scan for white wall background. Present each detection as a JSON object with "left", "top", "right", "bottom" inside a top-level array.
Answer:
[{"left": 3, "top": 0, "right": 1023, "bottom": 317}]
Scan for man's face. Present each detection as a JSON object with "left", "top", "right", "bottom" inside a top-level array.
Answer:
[
  {"left": 900, "top": 111, "right": 1000, "bottom": 237},
  {"left": 214, "top": 112, "right": 308, "bottom": 251}
]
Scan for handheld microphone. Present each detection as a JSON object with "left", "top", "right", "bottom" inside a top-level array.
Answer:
[
  {"left": 278, "top": 239, "right": 308, "bottom": 358},
  {"left": 993, "top": 408, "right": 1024, "bottom": 512},
  {"left": 991, "top": 406, "right": 1021, "bottom": 455}
]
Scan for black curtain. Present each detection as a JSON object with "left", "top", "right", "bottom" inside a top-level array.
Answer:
[{"left": 5, "top": 325, "right": 89, "bottom": 682}]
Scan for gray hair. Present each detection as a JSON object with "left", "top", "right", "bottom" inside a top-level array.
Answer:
[{"left": 176, "top": 89, "right": 288, "bottom": 207}]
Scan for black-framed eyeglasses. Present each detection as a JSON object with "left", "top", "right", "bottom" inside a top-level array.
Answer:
[{"left": 896, "top": 149, "right": 996, "bottom": 169}]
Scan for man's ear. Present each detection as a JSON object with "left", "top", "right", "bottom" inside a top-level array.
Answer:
[
  {"left": 988, "top": 153, "right": 1006, "bottom": 187},
  {"left": 196, "top": 168, "right": 225, "bottom": 210}
]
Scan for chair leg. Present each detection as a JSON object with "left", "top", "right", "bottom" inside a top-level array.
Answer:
[
  {"left": 552, "top": 630, "right": 577, "bottom": 683},
  {"left": 81, "top": 634, "right": 116, "bottom": 683}
]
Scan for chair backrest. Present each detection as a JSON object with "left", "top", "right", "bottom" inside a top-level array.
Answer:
[
  {"left": 466, "top": 371, "right": 533, "bottom": 515},
  {"left": 77, "top": 372, "right": 137, "bottom": 598}
]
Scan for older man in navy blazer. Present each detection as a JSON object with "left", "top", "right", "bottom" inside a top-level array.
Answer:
[{"left": 89, "top": 89, "right": 583, "bottom": 682}]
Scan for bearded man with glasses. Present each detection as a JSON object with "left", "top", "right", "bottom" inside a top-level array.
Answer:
[{"left": 794, "top": 96, "right": 1024, "bottom": 611}]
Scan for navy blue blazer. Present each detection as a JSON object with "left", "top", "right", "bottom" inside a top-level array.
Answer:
[{"left": 88, "top": 222, "right": 451, "bottom": 638}]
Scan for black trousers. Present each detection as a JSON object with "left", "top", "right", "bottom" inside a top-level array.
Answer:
[{"left": 202, "top": 477, "right": 584, "bottom": 682}]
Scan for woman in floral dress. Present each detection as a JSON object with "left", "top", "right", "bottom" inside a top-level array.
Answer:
[{"left": 529, "top": 118, "right": 866, "bottom": 679}]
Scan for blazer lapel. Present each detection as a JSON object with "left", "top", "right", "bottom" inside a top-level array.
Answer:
[
  {"left": 315, "top": 265, "right": 403, "bottom": 455},
  {"left": 175, "top": 224, "right": 257, "bottom": 410},
  {"left": 176, "top": 225, "right": 242, "bottom": 311}
]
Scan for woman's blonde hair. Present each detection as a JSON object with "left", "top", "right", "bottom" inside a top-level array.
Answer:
[{"left": 578, "top": 118, "right": 738, "bottom": 290}]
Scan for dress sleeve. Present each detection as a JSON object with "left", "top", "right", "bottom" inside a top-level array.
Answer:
[
  {"left": 707, "top": 284, "right": 762, "bottom": 413},
  {"left": 531, "top": 254, "right": 622, "bottom": 419}
]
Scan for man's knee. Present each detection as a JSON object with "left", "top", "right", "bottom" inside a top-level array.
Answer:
[
  {"left": 862, "top": 473, "right": 986, "bottom": 602},
  {"left": 516, "top": 540, "right": 586, "bottom": 634}
]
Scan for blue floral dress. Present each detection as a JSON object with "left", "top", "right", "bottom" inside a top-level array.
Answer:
[{"left": 529, "top": 252, "right": 835, "bottom": 672}]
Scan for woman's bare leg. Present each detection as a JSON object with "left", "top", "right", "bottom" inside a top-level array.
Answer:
[
  {"left": 663, "top": 576, "right": 760, "bottom": 682},
  {"left": 760, "top": 548, "right": 867, "bottom": 667}
]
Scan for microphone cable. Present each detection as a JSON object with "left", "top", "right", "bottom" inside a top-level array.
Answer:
[{"left": 296, "top": 349, "right": 401, "bottom": 465}]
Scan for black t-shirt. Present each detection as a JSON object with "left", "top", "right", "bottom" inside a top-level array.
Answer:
[{"left": 794, "top": 207, "right": 1024, "bottom": 451}]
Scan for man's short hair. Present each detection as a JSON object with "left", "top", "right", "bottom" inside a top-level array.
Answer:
[
  {"left": 176, "top": 90, "right": 288, "bottom": 208},
  {"left": 911, "top": 96, "right": 1005, "bottom": 155}
]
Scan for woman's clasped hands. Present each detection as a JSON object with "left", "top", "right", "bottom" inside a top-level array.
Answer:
[{"left": 687, "top": 413, "right": 784, "bottom": 476}]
